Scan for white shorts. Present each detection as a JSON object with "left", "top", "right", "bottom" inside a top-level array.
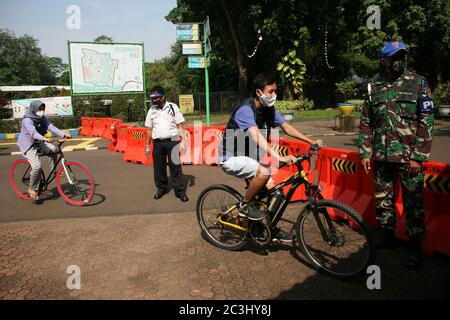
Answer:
[{"left": 220, "top": 156, "right": 273, "bottom": 183}]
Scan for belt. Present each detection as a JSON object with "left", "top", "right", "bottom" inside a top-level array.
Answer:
[{"left": 153, "top": 138, "right": 173, "bottom": 142}]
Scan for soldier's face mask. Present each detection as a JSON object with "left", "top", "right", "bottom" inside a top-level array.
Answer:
[{"left": 381, "top": 51, "right": 407, "bottom": 75}]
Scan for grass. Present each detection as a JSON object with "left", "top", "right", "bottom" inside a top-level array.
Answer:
[{"left": 183, "top": 109, "right": 361, "bottom": 126}]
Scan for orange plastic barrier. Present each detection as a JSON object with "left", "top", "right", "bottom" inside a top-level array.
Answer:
[
  {"left": 202, "top": 126, "right": 225, "bottom": 165},
  {"left": 92, "top": 118, "right": 109, "bottom": 137},
  {"left": 103, "top": 118, "right": 123, "bottom": 140},
  {"left": 122, "top": 127, "right": 153, "bottom": 165},
  {"left": 114, "top": 124, "right": 135, "bottom": 153},
  {"left": 79, "top": 117, "right": 93, "bottom": 136},
  {"left": 394, "top": 162, "right": 450, "bottom": 256},
  {"left": 315, "top": 147, "right": 377, "bottom": 227},
  {"left": 180, "top": 126, "right": 203, "bottom": 165}
]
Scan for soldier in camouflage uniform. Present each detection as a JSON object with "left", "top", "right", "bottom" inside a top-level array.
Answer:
[{"left": 359, "top": 41, "right": 434, "bottom": 269}]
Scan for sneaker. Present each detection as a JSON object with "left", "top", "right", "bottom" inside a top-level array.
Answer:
[
  {"left": 238, "top": 202, "right": 266, "bottom": 221},
  {"left": 272, "top": 227, "right": 294, "bottom": 243}
]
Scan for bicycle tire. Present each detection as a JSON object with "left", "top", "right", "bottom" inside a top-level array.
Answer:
[
  {"left": 10, "top": 159, "right": 39, "bottom": 201},
  {"left": 196, "top": 184, "right": 248, "bottom": 251},
  {"left": 56, "top": 161, "right": 95, "bottom": 206},
  {"left": 296, "top": 200, "right": 376, "bottom": 280}
]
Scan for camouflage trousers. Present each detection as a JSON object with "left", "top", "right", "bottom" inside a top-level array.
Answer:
[{"left": 374, "top": 161, "right": 425, "bottom": 239}]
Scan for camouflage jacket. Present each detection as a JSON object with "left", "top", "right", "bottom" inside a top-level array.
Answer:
[{"left": 359, "top": 70, "right": 434, "bottom": 163}]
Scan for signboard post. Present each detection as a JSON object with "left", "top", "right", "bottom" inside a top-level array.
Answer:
[
  {"left": 203, "top": 16, "right": 211, "bottom": 126},
  {"left": 176, "top": 17, "right": 212, "bottom": 126}
]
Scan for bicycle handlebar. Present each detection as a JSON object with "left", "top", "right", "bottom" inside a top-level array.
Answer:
[{"left": 277, "top": 143, "right": 321, "bottom": 169}]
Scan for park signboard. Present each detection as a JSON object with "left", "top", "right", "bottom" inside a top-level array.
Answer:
[
  {"left": 12, "top": 96, "right": 73, "bottom": 119},
  {"left": 178, "top": 94, "right": 195, "bottom": 114},
  {"left": 68, "top": 42, "right": 145, "bottom": 95}
]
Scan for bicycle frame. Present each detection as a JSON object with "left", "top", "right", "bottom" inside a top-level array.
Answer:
[{"left": 20, "top": 142, "right": 72, "bottom": 192}]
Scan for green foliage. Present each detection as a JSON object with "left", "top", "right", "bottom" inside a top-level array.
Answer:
[
  {"left": 433, "top": 82, "right": 450, "bottom": 105},
  {"left": 335, "top": 80, "right": 358, "bottom": 101},
  {"left": 275, "top": 99, "right": 314, "bottom": 112},
  {"left": 277, "top": 38, "right": 307, "bottom": 100},
  {"left": 346, "top": 99, "right": 365, "bottom": 112},
  {"left": 94, "top": 35, "right": 113, "bottom": 43},
  {"left": 0, "top": 29, "right": 63, "bottom": 85}
]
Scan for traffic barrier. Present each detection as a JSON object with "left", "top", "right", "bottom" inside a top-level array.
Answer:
[
  {"left": 79, "top": 117, "right": 93, "bottom": 136},
  {"left": 103, "top": 118, "right": 123, "bottom": 140},
  {"left": 315, "top": 147, "right": 377, "bottom": 228},
  {"left": 180, "top": 126, "right": 203, "bottom": 165},
  {"left": 92, "top": 118, "right": 109, "bottom": 137},
  {"left": 122, "top": 127, "right": 153, "bottom": 165},
  {"left": 394, "top": 162, "right": 450, "bottom": 256},
  {"left": 202, "top": 126, "right": 225, "bottom": 165},
  {"left": 114, "top": 124, "right": 135, "bottom": 153}
]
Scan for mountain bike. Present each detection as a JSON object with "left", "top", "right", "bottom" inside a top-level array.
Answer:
[
  {"left": 10, "top": 140, "right": 95, "bottom": 206},
  {"left": 196, "top": 145, "right": 376, "bottom": 280}
]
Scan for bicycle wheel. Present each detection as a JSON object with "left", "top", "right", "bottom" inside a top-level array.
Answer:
[
  {"left": 196, "top": 184, "right": 248, "bottom": 251},
  {"left": 10, "top": 159, "right": 40, "bottom": 201},
  {"left": 56, "top": 161, "right": 95, "bottom": 206},
  {"left": 296, "top": 200, "right": 375, "bottom": 280}
]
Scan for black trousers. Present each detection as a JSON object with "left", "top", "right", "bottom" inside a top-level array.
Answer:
[{"left": 152, "top": 139, "right": 185, "bottom": 197}]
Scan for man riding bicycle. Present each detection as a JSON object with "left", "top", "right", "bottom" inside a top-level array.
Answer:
[
  {"left": 219, "top": 73, "right": 323, "bottom": 242},
  {"left": 17, "top": 100, "right": 71, "bottom": 200}
]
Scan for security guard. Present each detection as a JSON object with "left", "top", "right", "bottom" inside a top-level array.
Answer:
[
  {"left": 145, "top": 85, "right": 188, "bottom": 202},
  {"left": 359, "top": 41, "right": 434, "bottom": 269}
]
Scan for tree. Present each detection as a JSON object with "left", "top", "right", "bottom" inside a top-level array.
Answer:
[
  {"left": 0, "top": 28, "right": 57, "bottom": 85},
  {"left": 94, "top": 35, "right": 113, "bottom": 43}
]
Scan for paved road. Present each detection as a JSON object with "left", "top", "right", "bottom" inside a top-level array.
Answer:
[{"left": 1, "top": 149, "right": 449, "bottom": 300}]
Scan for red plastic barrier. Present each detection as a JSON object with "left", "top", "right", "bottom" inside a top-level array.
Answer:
[
  {"left": 395, "top": 162, "right": 450, "bottom": 256},
  {"left": 92, "top": 118, "right": 109, "bottom": 137},
  {"left": 316, "top": 148, "right": 377, "bottom": 228},
  {"left": 202, "top": 126, "right": 225, "bottom": 165},
  {"left": 114, "top": 124, "right": 135, "bottom": 153},
  {"left": 103, "top": 118, "right": 123, "bottom": 140},
  {"left": 79, "top": 117, "right": 93, "bottom": 136},
  {"left": 122, "top": 127, "right": 153, "bottom": 165},
  {"left": 180, "top": 126, "right": 203, "bottom": 165}
]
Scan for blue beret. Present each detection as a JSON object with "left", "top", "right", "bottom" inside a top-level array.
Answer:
[{"left": 381, "top": 41, "right": 408, "bottom": 58}]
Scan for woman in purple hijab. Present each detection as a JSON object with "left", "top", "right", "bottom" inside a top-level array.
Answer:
[{"left": 17, "top": 100, "right": 71, "bottom": 200}]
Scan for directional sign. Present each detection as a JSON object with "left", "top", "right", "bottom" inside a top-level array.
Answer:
[
  {"left": 188, "top": 56, "right": 210, "bottom": 69},
  {"left": 182, "top": 43, "right": 203, "bottom": 55},
  {"left": 176, "top": 23, "right": 200, "bottom": 42}
]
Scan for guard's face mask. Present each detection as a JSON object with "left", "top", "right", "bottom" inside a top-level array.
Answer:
[{"left": 36, "top": 110, "right": 44, "bottom": 118}]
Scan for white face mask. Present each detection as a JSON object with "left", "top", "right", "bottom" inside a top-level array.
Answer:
[
  {"left": 258, "top": 92, "right": 277, "bottom": 107},
  {"left": 36, "top": 111, "right": 44, "bottom": 118}
]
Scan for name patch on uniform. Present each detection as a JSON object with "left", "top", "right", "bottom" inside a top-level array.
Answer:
[{"left": 419, "top": 98, "right": 433, "bottom": 112}]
